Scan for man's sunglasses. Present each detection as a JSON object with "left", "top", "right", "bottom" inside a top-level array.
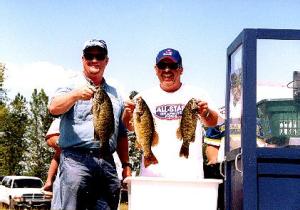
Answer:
[
  {"left": 156, "top": 62, "right": 180, "bottom": 70},
  {"left": 84, "top": 53, "right": 106, "bottom": 61}
]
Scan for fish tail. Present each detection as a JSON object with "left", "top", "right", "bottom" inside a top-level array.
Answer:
[
  {"left": 176, "top": 127, "right": 182, "bottom": 140},
  {"left": 144, "top": 152, "right": 158, "bottom": 168},
  {"left": 191, "top": 133, "right": 196, "bottom": 142},
  {"left": 100, "top": 141, "right": 110, "bottom": 157},
  {"left": 179, "top": 143, "right": 189, "bottom": 158},
  {"left": 151, "top": 131, "right": 159, "bottom": 146}
]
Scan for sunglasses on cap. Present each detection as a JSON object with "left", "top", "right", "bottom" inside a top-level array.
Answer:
[
  {"left": 84, "top": 53, "right": 106, "bottom": 61},
  {"left": 156, "top": 62, "right": 180, "bottom": 70}
]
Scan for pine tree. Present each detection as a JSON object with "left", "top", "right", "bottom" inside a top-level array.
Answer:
[
  {"left": 24, "top": 89, "right": 53, "bottom": 181},
  {"left": 0, "top": 103, "right": 9, "bottom": 175},
  {"left": 0, "top": 63, "right": 5, "bottom": 104},
  {"left": 0, "top": 63, "right": 7, "bottom": 174},
  {"left": 0, "top": 94, "right": 29, "bottom": 175}
]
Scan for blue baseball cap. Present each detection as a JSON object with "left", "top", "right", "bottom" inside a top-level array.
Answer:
[
  {"left": 156, "top": 48, "right": 182, "bottom": 66},
  {"left": 83, "top": 39, "right": 108, "bottom": 54}
]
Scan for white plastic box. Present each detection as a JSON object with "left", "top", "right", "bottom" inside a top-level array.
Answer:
[{"left": 124, "top": 177, "right": 222, "bottom": 210}]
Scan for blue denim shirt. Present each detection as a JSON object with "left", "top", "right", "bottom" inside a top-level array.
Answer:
[{"left": 51, "top": 73, "right": 126, "bottom": 153}]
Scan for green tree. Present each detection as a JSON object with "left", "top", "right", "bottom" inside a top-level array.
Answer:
[
  {"left": 127, "top": 90, "right": 142, "bottom": 175},
  {"left": 0, "top": 94, "right": 29, "bottom": 175},
  {"left": 128, "top": 131, "right": 142, "bottom": 175},
  {"left": 24, "top": 89, "right": 53, "bottom": 180},
  {"left": 0, "top": 63, "right": 9, "bottom": 175},
  {"left": 0, "top": 63, "right": 7, "bottom": 173},
  {"left": 0, "top": 103, "right": 9, "bottom": 175},
  {"left": 0, "top": 63, "right": 7, "bottom": 105}
]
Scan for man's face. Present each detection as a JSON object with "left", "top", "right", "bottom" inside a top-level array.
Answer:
[
  {"left": 82, "top": 47, "right": 108, "bottom": 78},
  {"left": 155, "top": 58, "right": 183, "bottom": 92}
]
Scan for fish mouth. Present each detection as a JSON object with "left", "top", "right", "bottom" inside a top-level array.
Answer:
[
  {"left": 133, "top": 97, "right": 141, "bottom": 105},
  {"left": 191, "top": 99, "right": 199, "bottom": 110},
  {"left": 134, "top": 97, "right": 143, "bottom": 113}
]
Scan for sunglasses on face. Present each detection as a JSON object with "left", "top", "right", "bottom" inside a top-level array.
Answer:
[
  {"left": 156, "top": 62, "right": 179, "bottom": 70},
  {"left": 84, "top": 53, "right": 106, "bottom": 61}
]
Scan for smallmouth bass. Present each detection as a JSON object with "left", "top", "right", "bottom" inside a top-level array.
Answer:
[
  {"left": 176, "top": 98, "right": 199, "bottom": 158},
  {"left": 133, "top": 96, "right": 159, "bottom": 168},
  {"left": 93, "top": 86, "right": 115, "bottom": 156}
]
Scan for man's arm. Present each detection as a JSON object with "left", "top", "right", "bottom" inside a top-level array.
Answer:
[
  {"left": 43, "top": 149, "right": 60, "bottom": 192},
  {"left": 198, "top": 100, "right": 219, "bottom": 127},
  {"left": 122, "top": 100, "right": 135, "bottom": 131},
  {"left": 43, "top": 135, "right": 61, "bottom": 192},
  {"left": 200, "top": 109, "right": 219, "bottom": 127},
  {"left": 49, "top": 86, "right": 94, "bottom": 116},
  {"left": 116, "top": 135, "right": 131, "bottom": 179},
  {"left": 205, "top": 145, "right": 220, "bottom": 165}
]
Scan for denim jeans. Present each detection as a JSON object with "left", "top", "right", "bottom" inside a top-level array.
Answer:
[
  {"left": 51, "top": 149, "right": 121, "bottom": 210},
  {"left": 51, "top": 170, "right": 61, "bottom": 209}
]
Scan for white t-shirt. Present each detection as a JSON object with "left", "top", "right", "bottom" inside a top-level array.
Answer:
[
  {"left": 138, "top": 84, "right": 218, "bottom": 179},
  {"left": 46, "top": 118, "right": 61, "bottom": 139}
]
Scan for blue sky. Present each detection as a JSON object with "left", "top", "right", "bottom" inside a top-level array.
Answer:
[{"left": 1, "top": 0, "right": 300, "bottom": 107}]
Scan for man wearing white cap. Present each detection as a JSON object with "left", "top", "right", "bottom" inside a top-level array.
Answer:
[{"left": 49, "top": 39, "right": 131, "bottom": 210}]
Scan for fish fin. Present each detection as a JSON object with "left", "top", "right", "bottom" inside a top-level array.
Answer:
[
  {"left": 144, "top": 152, "right": 158, "bottom": 168},
  {"left": 94, "top": 131, "right": 99, "bottom": 141},
  {"left": 176, "top": 127, "right": 182, "bottom": 140},
  {"left": 129, "top": 117, "right": 134, "bottom": 129},
  {"left": 196, "top": 114, "right": 200, "bottom": 121},
  {"left": 191, "top": 133, "right": 196, "bottom": 142},
  {"left": 151, "top": 131, "right": 159, "bottom": 146},
  {"left": 153, "top": 118, "right": 158, "bottom": 135},
  {"left": 135, "top": 141, "right": 142, "bottom": 149},
  {"left": 179, "top": 143, "right": 189, "bottom": 158}
]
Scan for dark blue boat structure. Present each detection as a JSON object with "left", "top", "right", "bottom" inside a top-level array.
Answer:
[{"left": 225, "top": 28, "right": 300, "bottom": 210}]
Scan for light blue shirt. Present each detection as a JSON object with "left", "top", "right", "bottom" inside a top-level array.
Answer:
[{"left": 51, "top": 73, "right": 126, "bottom": 152}]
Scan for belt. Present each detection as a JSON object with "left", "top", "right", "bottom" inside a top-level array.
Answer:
[
  {"left": 64, "top": 147, "right": 113, "bottom": 160},
  {"left": 65, "top": 147, "right": 101, "bottom": 157}
]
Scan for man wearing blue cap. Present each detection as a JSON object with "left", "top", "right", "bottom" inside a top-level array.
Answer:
[
  {"left": 49, "top": 39, "right": 131, "bottom": 210},
  {"left": 124, "top": 48, "right": 221, "bottom": 178}
]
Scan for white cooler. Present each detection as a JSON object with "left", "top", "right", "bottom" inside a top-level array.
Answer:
[{"left": 124, "top": 177, "right": 222, "bottom": 210}]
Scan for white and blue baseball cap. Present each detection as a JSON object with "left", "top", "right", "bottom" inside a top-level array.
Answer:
[
  {"left": 83, "top": 39, "right": 108, "bottom": 54},
  {"left": 156, "top": 48, "right": 182, "bottom": 66}
]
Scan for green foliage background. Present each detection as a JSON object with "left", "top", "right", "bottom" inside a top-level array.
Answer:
[{"left": 0, "top": 63, "right": 53, "bottom": 181}]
